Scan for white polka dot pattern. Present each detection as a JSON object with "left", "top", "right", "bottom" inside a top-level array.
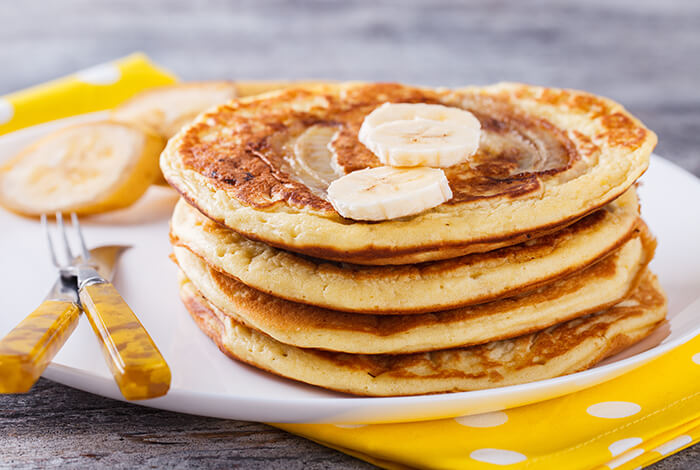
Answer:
[
  {"left": 606, "top": 448, "right": 644, "bottom": 469},
  {"left": 587, "top": 401, "right": 641, "bottom": 419},
  {"left": 75, "top": 63, "right": 121, "bottom": 85},
  {"left": 608, "top": 437, "right": 642, "bottom": 456},
  {"left": 0, "top": 98, "right": 14, "bottom": 124},
  {"left": 653, "top": 435, "right": 692, "bottom": 455},
  {"left": 470, "top": 448, "right": 527, "bottom": 465}
]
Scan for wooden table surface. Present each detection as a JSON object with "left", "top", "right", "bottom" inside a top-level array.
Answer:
[{"left": 1, "top": 1, "right": 699, "bottom": 468}]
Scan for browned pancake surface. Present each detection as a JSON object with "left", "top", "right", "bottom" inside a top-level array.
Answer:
[{"left": 177, "top": 83, "right": 647, "bottom": 214}]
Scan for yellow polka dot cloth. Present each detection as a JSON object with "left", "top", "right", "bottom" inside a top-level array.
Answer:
[
  {"left": 1, "top": 54, "right": 698, "bottom": 470},
  {"left": 0, "top": 52, "right": 175, "bottom": 136},
  {"left": 277, "top": 336, "right": 700, "bottom": 469}
]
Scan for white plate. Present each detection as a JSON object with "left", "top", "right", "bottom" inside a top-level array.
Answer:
[{"left": 1, "top": 113, "right": 699, "bottom": 424}]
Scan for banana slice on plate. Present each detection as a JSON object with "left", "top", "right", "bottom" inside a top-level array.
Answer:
[
  {"left": 0, "top": 121, "right": 165, "bottom": 216},
  {"left": 112, "top": 81, "right": 238, "bottom": 139},
  {"left": 358, "top": 102, "right": 481, "bottom": 168},
  {"left": 327, "top": 166, "right": 452, "bottom": 221}
]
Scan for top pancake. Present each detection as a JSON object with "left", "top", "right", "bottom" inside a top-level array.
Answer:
[{"left": 161, "top": 82, "right": 656, "bottom": 265}]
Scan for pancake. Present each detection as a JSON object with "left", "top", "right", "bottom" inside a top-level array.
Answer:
[
  {"left": 173, "top": 225, "right": 654, "bottom": 354},
  {"left": 178, "top": 270, "right": 666, "bottom": 396},
  {"left": 161, "top": 82, "right": 656, "bottom": 265},
  {"left": 170, "top": 189, "right": 641, "bottom": 314}
]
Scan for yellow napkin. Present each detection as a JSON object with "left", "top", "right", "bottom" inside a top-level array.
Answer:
[
  {"left": 0, "top": 52, "right": 175, "bottom": 136},
  {"left": 2, "top": 54, "right": 698, "bottom": 470},
  {"left": 277, "top": 334, "right": 700, "bottom": 469}
]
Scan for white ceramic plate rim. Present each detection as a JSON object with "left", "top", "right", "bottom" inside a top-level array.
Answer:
[{"left": 43, "top": 302, "right": 699, "bottom": 409}]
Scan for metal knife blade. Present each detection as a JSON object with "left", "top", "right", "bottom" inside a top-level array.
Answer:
[
  {"left": 80, "top": 245, "right": 130, "bottom": 282},
  {"left": 46, "top": 245, "right": 130, "bottom": 304}
]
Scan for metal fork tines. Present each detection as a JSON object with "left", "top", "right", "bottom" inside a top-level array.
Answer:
[
  {"left": 41, "top": 212, "right": 91, "bottom": 279},
  {"left": 41, "top": 211, "right": 172, "bottom": 399}
]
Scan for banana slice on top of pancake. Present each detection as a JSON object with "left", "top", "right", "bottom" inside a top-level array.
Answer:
[
  {"left": 0, "top": 121, "right": 165, "bottom": 216},
  {"left": 329, "top": 102, "right": 482, "bottom": 221},
  {"left": 327, "top": 166, "right": 452, "bottom": 221},
  {"left": 358, "top": 102, "right": 481, "bottom": 168}
]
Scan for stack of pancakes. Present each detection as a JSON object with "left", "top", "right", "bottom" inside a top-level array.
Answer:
[{"left": 161, "top": 82, "right": 666, "bottom": 396}]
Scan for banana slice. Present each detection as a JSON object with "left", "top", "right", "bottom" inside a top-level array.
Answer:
[
  {"left": 112, "top": 81, "right": 238, "bottom": 139},
  {"left": 358, "top": 102, "right": 481, "bottom": 167},
  {"left": 327, "top": 166, "right": 452, "bottom": 221},
  {"left": 0, "top": 121, "right": 165, "bottom": 216}
]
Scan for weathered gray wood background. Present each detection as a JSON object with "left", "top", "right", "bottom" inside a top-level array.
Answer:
[{"left": 1, "top": 0, "right": 699, "bottom": 468}]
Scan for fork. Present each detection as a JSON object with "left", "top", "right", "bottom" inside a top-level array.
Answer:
[{"left": 0, "top": 213, "right": 170, "bottom": 399}]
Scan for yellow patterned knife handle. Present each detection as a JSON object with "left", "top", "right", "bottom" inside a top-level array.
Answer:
[
  {"left": 0, "top": 300, "right": 80, "bottom": 393},
  {"left": 79, "top": 282, "right": 171, "bottom": 400}
]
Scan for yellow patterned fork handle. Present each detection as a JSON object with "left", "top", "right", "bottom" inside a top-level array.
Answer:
[
  {"left": 79, "top": 282, "right": 171, "bottom": 400},
  {"left": 0, "top": 300, "right": 80, "bottom": 393}
]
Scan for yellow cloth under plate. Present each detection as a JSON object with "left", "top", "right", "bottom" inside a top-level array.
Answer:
[
  {"left": 277, "top": 335, "right": 700, "bottom": 469},
  {"left": 2, "top": 54, "right": 698, "bottom": 470}
]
